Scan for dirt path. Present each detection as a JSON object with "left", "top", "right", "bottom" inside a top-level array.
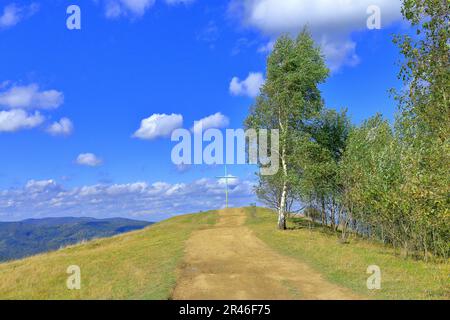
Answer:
[{"left": 172, "top": 208, "right": 360, "bottom": 300}]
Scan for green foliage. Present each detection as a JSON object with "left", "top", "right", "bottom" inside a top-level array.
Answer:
[
  {"left": 340, "top": 116, "right": 405, "bottom": 246},
  {"left": 334, "top": 0, "right": 450, "bottom": 258},
  {"left": 247, "top": 0, "right": 448, "bottom": 259},
  {"left": 392, "top": 0, "right": 449, "bottom": 258},
  {"left": 393, "top": 0, "right": 449, "bottom": 140},
  {"left": 293, "top": 109, "right": 352, "bottom": 229},
  {"left": 245, "top": 29, "right": 329, "bottom": 229}
]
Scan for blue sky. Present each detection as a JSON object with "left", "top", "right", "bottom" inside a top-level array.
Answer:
[{"left": 0, "top": 0, "right": 407, "bottom": 221}]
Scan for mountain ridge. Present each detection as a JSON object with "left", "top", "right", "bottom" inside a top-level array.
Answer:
[{"left": 0, "top": 216, "right": 152, "bottom": 262}]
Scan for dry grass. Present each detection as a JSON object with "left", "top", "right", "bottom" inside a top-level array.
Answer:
[
  {"left": 0, "top": 211, "right": 217, "bottom": 300},
  {"left": 1, "top": 207, "right": 447, "bottom": 300},
  {"left": 246, "top": 207, "right": 450, "bottom": 300}
]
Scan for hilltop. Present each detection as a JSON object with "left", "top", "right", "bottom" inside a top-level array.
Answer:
[{"left": 0, "top": 208, "right": 448, "bottom": 300}]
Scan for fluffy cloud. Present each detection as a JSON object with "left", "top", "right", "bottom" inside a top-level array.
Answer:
[
  {"left": 192, "top": 112, "right": 230, "bottom": 134},
  {"left": 0, "top": 83, "right": 64, "bottom": 109},
  {"left": 218, "top": 175, "right": 240, "bottom": 186},
  {"left": 0, "top": 3, "right": 39, "bottom": 29},
  {"left": 25, "top": 179, "right": 61, "bottom": 192},
  {"left": 0, "top": 178, "right": 256, "bottom": 221},
  {"left": 76, "top": 153, "right": 103, "bottom": 167},
  {"left": 105, "top": 0, "right": 155, "bottom": 18},
  {"left": 0, "top": 109, "right": 44, "bottom": 132},
  {"left": 47, "top": 118, "right": 74, "bottom": 136},
  {"left": 0, "top": 82, "right": 66, "bottom": 133},
  {"left": 103, "top": 0, "right": 194, "bottom": 18},
  {"left": 230, "top": 72, "right": 265, "bottom": 98},
  {"left": 133, "top": 113, "right": 183, "bottom": 140},
  {"left": 229, "top": 0, "right": 402, "bottom": 71}
]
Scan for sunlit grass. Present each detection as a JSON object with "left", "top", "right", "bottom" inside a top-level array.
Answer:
[
  {"left": 0, "top": 211, "right": 217, "bottom": 300},
  {"left": 246, "top": 207, "right": 449, "bottom": 300},
  {"left": 1, "top": 207, "right": 447, "bottom": 300}
]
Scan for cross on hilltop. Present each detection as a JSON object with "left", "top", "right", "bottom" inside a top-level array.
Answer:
[{"left": 216, "top": 165, "right": 237, "bottom": 209}]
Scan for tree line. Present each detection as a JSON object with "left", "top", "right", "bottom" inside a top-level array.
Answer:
[{"left": 245, "top": 0, "right": 449, "bottom": 260}]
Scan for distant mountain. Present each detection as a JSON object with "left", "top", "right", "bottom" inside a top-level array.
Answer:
[{"left": 0, "top": 217, "right": 152, "bottom": 262}]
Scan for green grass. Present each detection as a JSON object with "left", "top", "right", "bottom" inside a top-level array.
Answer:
[
  {"left": 1, "top": 207, "right": 447, "bottom": 300},
  {"left": 0, "top": 211, "right": 217, "bottom": 300},
  {"left": 245, "top": 207, "right": 450, "bottom": 300}
]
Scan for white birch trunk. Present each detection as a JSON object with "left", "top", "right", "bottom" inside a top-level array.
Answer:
[{"left": 278, "top": 143, "right": 288, "bottom": 230}]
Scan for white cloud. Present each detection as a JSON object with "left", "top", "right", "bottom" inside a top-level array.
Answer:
[
  {"left": 230, "top": 72, "right": 265, "bottom": 98},
  {"left": 0, "top": 178, "right": 256, "bottom": 221},
  {"left": 0, "top": 109, "right": 44, "bottom": 132},
  {"left": 107, "top": 182, "right": 149, "bottom": 195},
  {"left": 229, "top": 0, "right": 402, "bottom": 71},
  {"left": 0, "top": 3, "right": 39, "bottom": 29},
  {"left": 105, "top": 0, "right": 156, "bottom": 18},
  {"left": 192, "top": 112, "right": 230, "bottom": 134},
  {"left": 133, "top": 113, "right": 183, "bottom": 140},
  {"left": 25, "top": 179, "right": 60, "bottom": 192},
  {"left": 47, "top": 118, "right": 74, "bottom": 136},
  {"left": 257, "top": 40, "right": 275, "bottom": 53},
  {"left": 321, "top": 38, "right": 360, "bottom": 71},
  {"left": 0, "top": 82, "right": 66, "bottom": 134},
  {"left": 218, "top": 175, "right": 240, "bottom": 186},
  {"left": 76, "top": 153, "right": 103, "bottom": 167},
  {"left": 102, "top": 0, "right": 194, "bottom": 18},
  {"left": 0, "top": 83, "right": 64, "bottom": 109}
]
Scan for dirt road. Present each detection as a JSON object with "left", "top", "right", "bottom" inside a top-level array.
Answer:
[{"left": 172, "top": 208, "right": 359, "bottom": 300}]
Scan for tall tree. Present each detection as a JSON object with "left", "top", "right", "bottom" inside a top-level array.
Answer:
[
  {"left": 394, "top": 0, "right": 449, "bottom": 140},
  {"left": 298, "top": 109, "right": 351, "bottom": 230},
  {"left": 340, "top": 116, "right": 404, "bottom": 247},
  {"left": 246, "top": 30, "right": 329, "bottom": 229},
  {"left": 393, "top": 0, "right": 449, "bottom": 258}
]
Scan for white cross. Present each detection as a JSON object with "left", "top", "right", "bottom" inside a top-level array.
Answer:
[{"left": 216, "top": 165, "right": 237, "bottom": 209}]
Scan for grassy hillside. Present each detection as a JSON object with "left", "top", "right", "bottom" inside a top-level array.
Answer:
[
  {"left": 245, "top": 207, "right": 450, "bottom": 300},
  {"left": 0, "top": 217, "right": 151, "bottom": 262},
  {"left": 0, "top": 211, "right": 217, "bottom": 300},
  {"left": 0, "top": 207, "right": 447, "bottom": 300}
]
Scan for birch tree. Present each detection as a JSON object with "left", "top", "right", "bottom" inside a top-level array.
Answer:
[{"left": 246, "top": 30, "right": 329, "bottom": 230}]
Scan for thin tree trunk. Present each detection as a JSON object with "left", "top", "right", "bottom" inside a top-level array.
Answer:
[
  {"left": 278, "top": 146, "right": 288, "bottom": 230},
  {"left": 330, "top": 199, "right": 337, "bottom": 231},
  {"left": 278, "top": 206, "right": 286, "bottom": 230},
  {"left": 277, "top": 113, "right": 288, "bottom": 231},
  {"left": 321, "top": 199, "right": 326, "bottom": 226}
]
